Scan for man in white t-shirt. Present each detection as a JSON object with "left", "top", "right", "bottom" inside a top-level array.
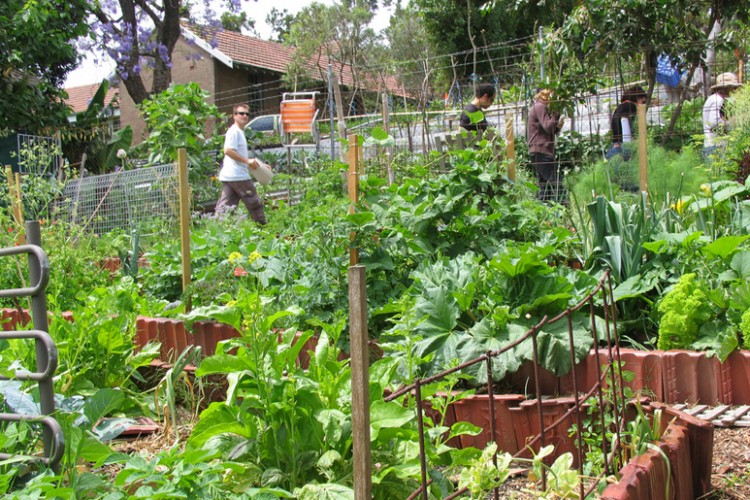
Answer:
[
  {"left": 215, "top": 103, "right": 267, "bottom": 224},
  {"left": 703, "top": 72, "right": 740, "bottom": 159}
]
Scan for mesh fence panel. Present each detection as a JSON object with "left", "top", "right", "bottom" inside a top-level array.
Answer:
[
  {"left": 53, "top": 163, "right": 178, "bottom": 235},
  {"left": 16, "top": 134, "right": 62, "bottom": 175}
]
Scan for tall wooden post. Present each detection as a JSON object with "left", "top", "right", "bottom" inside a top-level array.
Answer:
[
  {"left": 349, "top": 264, "right": 371, "bottom": 499},
  {"left": 5, "top": 165, "right": 25, "bottom": 244},
  {"left": 637, "top": 104, "right": 648, "bottom": 193},
  {"left": 381, "top": 93, "right": 395, "bottom": 185},
  {"left": 333, "top": 73, "right": 348, "bottom": 161},
  {"left": 348, "top": 134, "right": 360, "bottom": 266},
  {"left": 505, "top": 114, "right": 517, "bottom": 182},
  {"left": 177, "top": 148, "right": 192, "bottom": 310}
]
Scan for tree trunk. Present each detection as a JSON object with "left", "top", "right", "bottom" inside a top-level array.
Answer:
[
  {"left": 662, "top": 63, "right": 698, "bottom": 146},
  {"left": 150, "top": 0, "right": 181, "bottom": 96},
  {"left": 466, "top": 0, "right": 477, "bottom": 92}
]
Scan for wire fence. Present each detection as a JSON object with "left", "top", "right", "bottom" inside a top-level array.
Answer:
[
  {"left": 16, "top": 134, "right": 63, "bottom": 176},
  {"left": 52, "top": 163, "right": 179, "bottom": 235},
  {"left": 384, "top": 272, "right": 627, "bottom": 499}
]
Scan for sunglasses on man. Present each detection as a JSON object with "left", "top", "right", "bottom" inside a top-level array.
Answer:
[{"left": 235, "top": 111, "right": 250, "bottom": 116}]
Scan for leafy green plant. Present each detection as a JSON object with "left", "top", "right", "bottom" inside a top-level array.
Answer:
[
  {"left": 44, "top": 279, "right": 160, "bottom": 394},
  {"left": 569, "top": 363, "right": 635, "bottom": 478},
  {"left": 0, "top": 385, "right": 135, "bottom": 497},
  {"left": 657, "top": 273, "right": 715, "bottom": 350},
  {"left": 117, "top": 227, "right": 141, "bottom": 279},
  {"left": 1, "top": 140, "right": 70, "bottom": 221},
  {"left": 457, "top": 442, "right": 582, "bottom": 499},
  {"left": 181, "top": 292, "right": 352, "bottom": 493},
  {"left": 567, "top": 143, "right": 715, "bottom": 210},
  {"left": 685, "top": 179, "right": 750, "bottom": 239},
  {"left": 458, "top": 442, "right": 513, "bottom": 497},
  {"left": 178, "top": 289, "right": 465, "bottom": 497},
  {"left": 653, "top": 96, "right": 705, "bottom": 151},
  {"left": 135, "top": 82, "right": 223, "bottom": 203},
  {"left": 383, "top": 242, "right": 599, "bottom": 385}
]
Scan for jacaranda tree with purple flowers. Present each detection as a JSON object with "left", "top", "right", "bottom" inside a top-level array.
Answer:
[{"left": 87, "top": 0, "right": 249, "bottom": 106}]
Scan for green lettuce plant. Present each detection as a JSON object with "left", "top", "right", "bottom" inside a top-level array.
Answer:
[{"left": 657, "top": 273, "right": 715, "bottom": 350}]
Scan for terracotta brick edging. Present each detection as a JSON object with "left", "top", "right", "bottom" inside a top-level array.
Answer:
[
  {"left": 1, "top": 307, "right": 725, "bottom": 497},
  {"left": 500, "top": 348, "right": 750, "bottom": 406},
  {"left": 600, "top": 402, "right": 714, "bottom": 500},
  {"left": 5, "top": 306, "right": 750, "bottom": 405}
]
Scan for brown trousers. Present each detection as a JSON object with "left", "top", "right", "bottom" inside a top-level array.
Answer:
[{"left": 215, "top": 179, "right": 267, "bottom": 224}]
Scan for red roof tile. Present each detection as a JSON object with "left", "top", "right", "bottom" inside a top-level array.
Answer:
[
  {"left": 183, "top": 24, "right": 405, "bottom": 95},
  {"left": 64, "top": 83, "right": 118, "bottom": 114}
]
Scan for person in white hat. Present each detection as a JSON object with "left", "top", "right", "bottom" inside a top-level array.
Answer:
[{"left": 702, "top": 72, "right": 741, "bottom": 158}]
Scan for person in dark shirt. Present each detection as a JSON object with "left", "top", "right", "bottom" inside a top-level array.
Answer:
[
  {"left": 459, "top": 83, "right": 496, "bottom": 133},
  {"left": 606, "top": 85, "right": 647, "bottom": 161},
  {"left": 528, "top": 88, "right": 565, "bottom": 202}
]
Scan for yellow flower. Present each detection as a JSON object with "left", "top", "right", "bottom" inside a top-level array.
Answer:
[
  {"left": 670, "top": 199, "right": 685, "bottom": 214},
  {"left": 228, "top": 252, "right": 243, "bottom": 264},
  {"left": 210, "top": 176, "right": 218, "bottom": 182},
  {"left": 247, "top": 251, "right": 262, "bottom": 264},
  {"left": 700, "top": 183, "right": 711, "bottom": 196}
]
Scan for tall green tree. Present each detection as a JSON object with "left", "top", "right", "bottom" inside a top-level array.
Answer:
[
  {"left": 285, "top": 0, "right": 381, "bottom": 112},
  {"left": 560, "top": 0, "right": 749, "bottom": 90},
  {"left": 267, "top": 8, "right": 295, "bottom": 43},
  {"left": 0, "top": 0, "right": 89, "bottom": 134},
  {"left": 413, "top": 0, "right": 575, "bottom": 86},
  {"left": 551, "top": 0, "right": 750, "bottom": 125},
  {"left": 384, "top": 3, "right": 437, "bottom": 106}
]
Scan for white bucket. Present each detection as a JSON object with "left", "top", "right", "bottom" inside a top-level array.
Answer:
[{"left": 251, "top": 160, "right": 274, "bottom": 185}]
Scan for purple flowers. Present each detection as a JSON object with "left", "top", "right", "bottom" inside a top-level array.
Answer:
[{"left": 80, "top": 0, "right": 251, "bottom": 99}]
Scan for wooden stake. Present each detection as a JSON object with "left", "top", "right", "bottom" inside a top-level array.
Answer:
[
  {"left": 637, "top": 103, "right": 648, "bottom": 193},
  {"left": 347, "top": 135, "right": 360, "bottom": 266},
  {"left": 5, "top": 166, "right": 25, "bottom": 244},
  {"left": 382, "top": 93, "right": 395, "bottom": 185},
  {"left": 177, "top": 148, "right": 192, "bottom": 310},
  {"left": 332, "top": 73, "right": 348, "bottom": 161},
  {"left": 505, "top": 115, "right": 517, "bottom": 182},
  {"left": 349, "top": 265, "right": 371, "bottom": 500}
]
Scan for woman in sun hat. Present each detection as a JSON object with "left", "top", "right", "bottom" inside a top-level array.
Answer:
[{"left": 702, "top": 72, "right": 741, "bottom": 158}]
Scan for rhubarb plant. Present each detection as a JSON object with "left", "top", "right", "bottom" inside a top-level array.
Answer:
[{"left": 383, "top": 241, "right": 600, "bottom": 385}]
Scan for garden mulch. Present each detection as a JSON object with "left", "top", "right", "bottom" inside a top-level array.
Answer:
[{"left": 707, "top": 427, "right": 750, "bottom": 499}]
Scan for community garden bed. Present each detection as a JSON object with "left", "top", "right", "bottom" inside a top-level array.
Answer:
[{"left": 5, "top": 107, "right": 750, "bottom": 496}]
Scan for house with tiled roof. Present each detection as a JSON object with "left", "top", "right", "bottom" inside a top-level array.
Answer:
[
  {"left": 118, "top": 23, "right": 406, "bottom": 143},
  {"left": 65, "top": 83, "right": 118, "bottom": 115}
]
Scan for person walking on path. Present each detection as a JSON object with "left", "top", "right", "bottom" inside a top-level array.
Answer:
[
  {"left": 459, "top": 83, "right": 496, "bottom": 133},
  {"left": 703, "top": 72, "right": 741, "bottom": 159},
  {"left": 528, "top": 88, "right": 565, "bottom": 202},
  {"left": 215, "top": 103, "right": 267, "bottom": 224}
]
